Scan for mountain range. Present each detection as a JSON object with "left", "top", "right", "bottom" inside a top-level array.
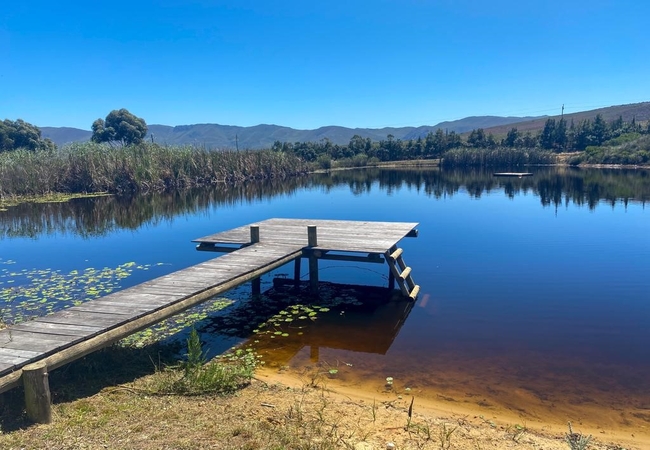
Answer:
[{"left": 39, "top": 102, "right": 650, "bottom": 149}]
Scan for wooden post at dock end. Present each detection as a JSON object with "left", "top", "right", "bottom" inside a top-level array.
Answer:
[
  {"left": 23, "top": 362, "right": 52, "bottom": 424},
  {"left": 250, "top": 226, "right": 261, "bottom": 296},
  {"left": 250, "top": 226, "right": 260, "bottom": 244},
  {"left": 307, "top": 226, "right": 318, "bottom": 247},
  {"left": 307, "top": 226, "right": 319, "bottom": 294}
]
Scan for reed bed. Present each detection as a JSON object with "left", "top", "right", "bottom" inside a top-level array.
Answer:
[
  {"left": 0, "top": 143, "right": 310, "bottom": 197},
  {"left": 441, "top": 147, "right": 556, "bottom": 168}
]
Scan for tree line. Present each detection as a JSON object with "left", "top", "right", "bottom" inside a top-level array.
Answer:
[
  {"left": 2, "top": 109, "right": 648, "bottom": 164},
  {"left": 268, "top": 114, "right": 650, "bottom": 167}
]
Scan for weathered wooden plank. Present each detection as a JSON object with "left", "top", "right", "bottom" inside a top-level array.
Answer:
[
  {"left": 98, "top": 291, "right": 180, "bottom": 304},
  {"left": 0, "top": 347, "right": 42, "bottom": 365},
  {"left": 11, "top": 322, "right": 103, "bottom": 337},
  {"left": 0, "top": 362, "right": 15, "bottom": 373},
  {"left": 87, "top": 297, "right": 175, "bottom": 309},
  {"left": 63, "top": 305, "right": 143, "bottom": 316},
  {"left": 0, "top": 354, "right": 32, "bottom": 365},
  {"left": 1, "top": 332, "right": 77, "bottom": 352},
  {"left": 0, "top": 348, "right": 41, "bottom": 359},
  {"left": 37, "top": 311, "right": 125, "bottom": 328},
  {"left": 1, "top": 329, "right": 76, "bottom": 345}
]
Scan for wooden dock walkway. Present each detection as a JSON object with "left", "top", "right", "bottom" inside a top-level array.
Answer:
[{"left": 0, "top": 218, "right": 418, "bottom": 422}]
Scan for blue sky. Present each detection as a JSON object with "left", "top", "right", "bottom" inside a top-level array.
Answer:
[{"left": 2, "top": 0, "right": 649, "bottom": 130}]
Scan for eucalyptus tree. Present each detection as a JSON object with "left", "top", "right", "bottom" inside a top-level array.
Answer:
[
  {"left": 0, "top": 119, "right": 56, "bottom": 152},
  {"left": 91, "top": 109, "right": 148, "bottom": 146}
]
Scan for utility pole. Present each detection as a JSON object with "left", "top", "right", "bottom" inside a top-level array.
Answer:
[{"left": 561, "top": 104, "right": 565, "bottom": 117}]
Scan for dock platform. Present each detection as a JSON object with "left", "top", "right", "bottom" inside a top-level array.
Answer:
[{"left": 0, "top": 218, "right": 418, "bottom": 422}]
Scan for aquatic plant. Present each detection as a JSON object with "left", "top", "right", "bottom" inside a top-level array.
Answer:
[
  {"left": 0, "top": 261, "right": 166, "bottom": 325},
  {"left": 118, "top": 297, "right": 233, "bottom": 348}
]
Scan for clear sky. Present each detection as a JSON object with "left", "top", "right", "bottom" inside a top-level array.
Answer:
[{"left": 2, "top": 0, "right": 649, "bottom": 130}]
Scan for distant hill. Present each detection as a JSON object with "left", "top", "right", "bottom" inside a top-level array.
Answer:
[
  {"left": 39, "top": 127, "right": 92, "bottom": 145},
  {"left": 479, "top": 102, "right": 650, "bottom": 137},
  {"left": 39, "top": 116, "right": 540, "bottom": 149},
  {"left": 38, "top": 102, "right": 650, "bottom": 149}
]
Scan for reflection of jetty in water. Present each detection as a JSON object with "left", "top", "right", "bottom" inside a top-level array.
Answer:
[
  {"left": 1, "top": 167, "right": 649, "bottom": 239},
  {"left": 203, "top": 281, "right": 415, "bottom": 366}
]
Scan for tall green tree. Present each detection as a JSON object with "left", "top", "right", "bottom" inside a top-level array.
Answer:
[
  {"left": 591, "top": 114, "right": 609, "bottom": 146},
  {"left": 0, "top": 119, "right": 56, "bottom": 152},
  {"left": 467, "top": 128, "right": 487, "bottom": 148},
  {"left": 91, "top": 109, "right": 148, "bottom": 146},
  {"left": 540, "top": 118, "right": 556, "bottom": 150},
  {"left": 504, "top": 127, "right": 519, "bottom": 147},
  {"left": 554, "top": 118, "right": 567, "bottom": 151}
]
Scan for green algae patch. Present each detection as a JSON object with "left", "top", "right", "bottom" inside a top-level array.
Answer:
[{"left": 0, "top": 192, "right": 112, "bottom": 210}]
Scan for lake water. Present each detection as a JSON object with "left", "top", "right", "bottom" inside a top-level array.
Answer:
[{"left": 1, "top": 167, "right": 649, "bottom": 439}]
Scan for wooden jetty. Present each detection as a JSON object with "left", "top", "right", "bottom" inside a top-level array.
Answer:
[{"left": 0, "top": 218, "right": 418, "bottom": 423}]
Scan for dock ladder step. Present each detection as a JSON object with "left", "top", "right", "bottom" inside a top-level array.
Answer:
[{"left": 386, "top": 246, "right": 419, "bottom": 299}]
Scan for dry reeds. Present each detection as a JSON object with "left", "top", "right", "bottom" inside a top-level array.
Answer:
[{"left": 0, "top": 143, "right": 310, "bottom": 197}]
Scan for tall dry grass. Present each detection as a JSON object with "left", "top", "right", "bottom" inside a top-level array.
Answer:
[{"left": 0, "top": 143, "right": 310, "bottom": 197}]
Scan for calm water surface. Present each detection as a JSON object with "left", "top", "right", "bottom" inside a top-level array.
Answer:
[{"left": 1, "top": 167, "right": 649, "bottom": 437}]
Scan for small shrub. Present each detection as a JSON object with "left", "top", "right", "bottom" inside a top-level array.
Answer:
[
  {"left": 146, "top": 329, "right": 257, "bottom": 396},
  {"left": 565, "top": 422, "right": 592, "bottom": 450},
  {"left": 316, "top": 154, "right": 332, "bottom": 170}
]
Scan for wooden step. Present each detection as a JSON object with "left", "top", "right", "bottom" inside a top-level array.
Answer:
[
  {"left": 399, "top": 266, "right": 411, "bottom": 280},
  {"left": 389, "top": 248, "right": 403, "bottom": 261},
  {"left": 409, "top": 285, "right": 420, "bottom": 300}
]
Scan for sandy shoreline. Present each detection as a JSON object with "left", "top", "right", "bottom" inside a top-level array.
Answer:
[{"left": 257, "top": 365, "right": 649, "bottom": 449}]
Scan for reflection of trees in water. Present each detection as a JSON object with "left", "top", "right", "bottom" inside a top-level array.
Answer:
[
  {"left": 0, "top": 178, "right": 313, "bottom": 239},
  {"left": 1, "top": 168, "right": 648, "bottom": 238},
  {"left": 325, "top": 167, "right": 649, "bottom": 210}
]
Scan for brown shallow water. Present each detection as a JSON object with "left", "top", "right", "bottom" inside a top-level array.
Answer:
[{"left": 242, "top": 284, "right": 650, "bottom": 447}]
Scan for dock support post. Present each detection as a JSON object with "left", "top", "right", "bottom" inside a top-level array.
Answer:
[
  {"left": 388, "top": 269, "right": 395, "bottom": 290},
  {"left": 307, "top": 226, "right": 319, "bottom": 294},
  {"left": 252, "top": 277, "right": 261, "bottom": 297},
  {"left": 23, "top": 362, "right": 52, "bottom": 424},
  {"left": 293, "top": 257, "right": 301, "bottom": 290},
  {"left": 250, "top": 226, "right": 260, "bottom": 244}
]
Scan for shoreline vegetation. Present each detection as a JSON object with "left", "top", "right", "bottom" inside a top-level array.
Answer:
[
  {"left": 1, "top": 140, "right": 648, "bottom": 209},
  {"left": 1, "top": 112, "right": 648, "bottom": 203}
]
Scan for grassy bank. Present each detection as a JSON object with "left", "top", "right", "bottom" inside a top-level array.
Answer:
[{"left": 0, "top": 142, "right": 310, "bottom": 197}]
